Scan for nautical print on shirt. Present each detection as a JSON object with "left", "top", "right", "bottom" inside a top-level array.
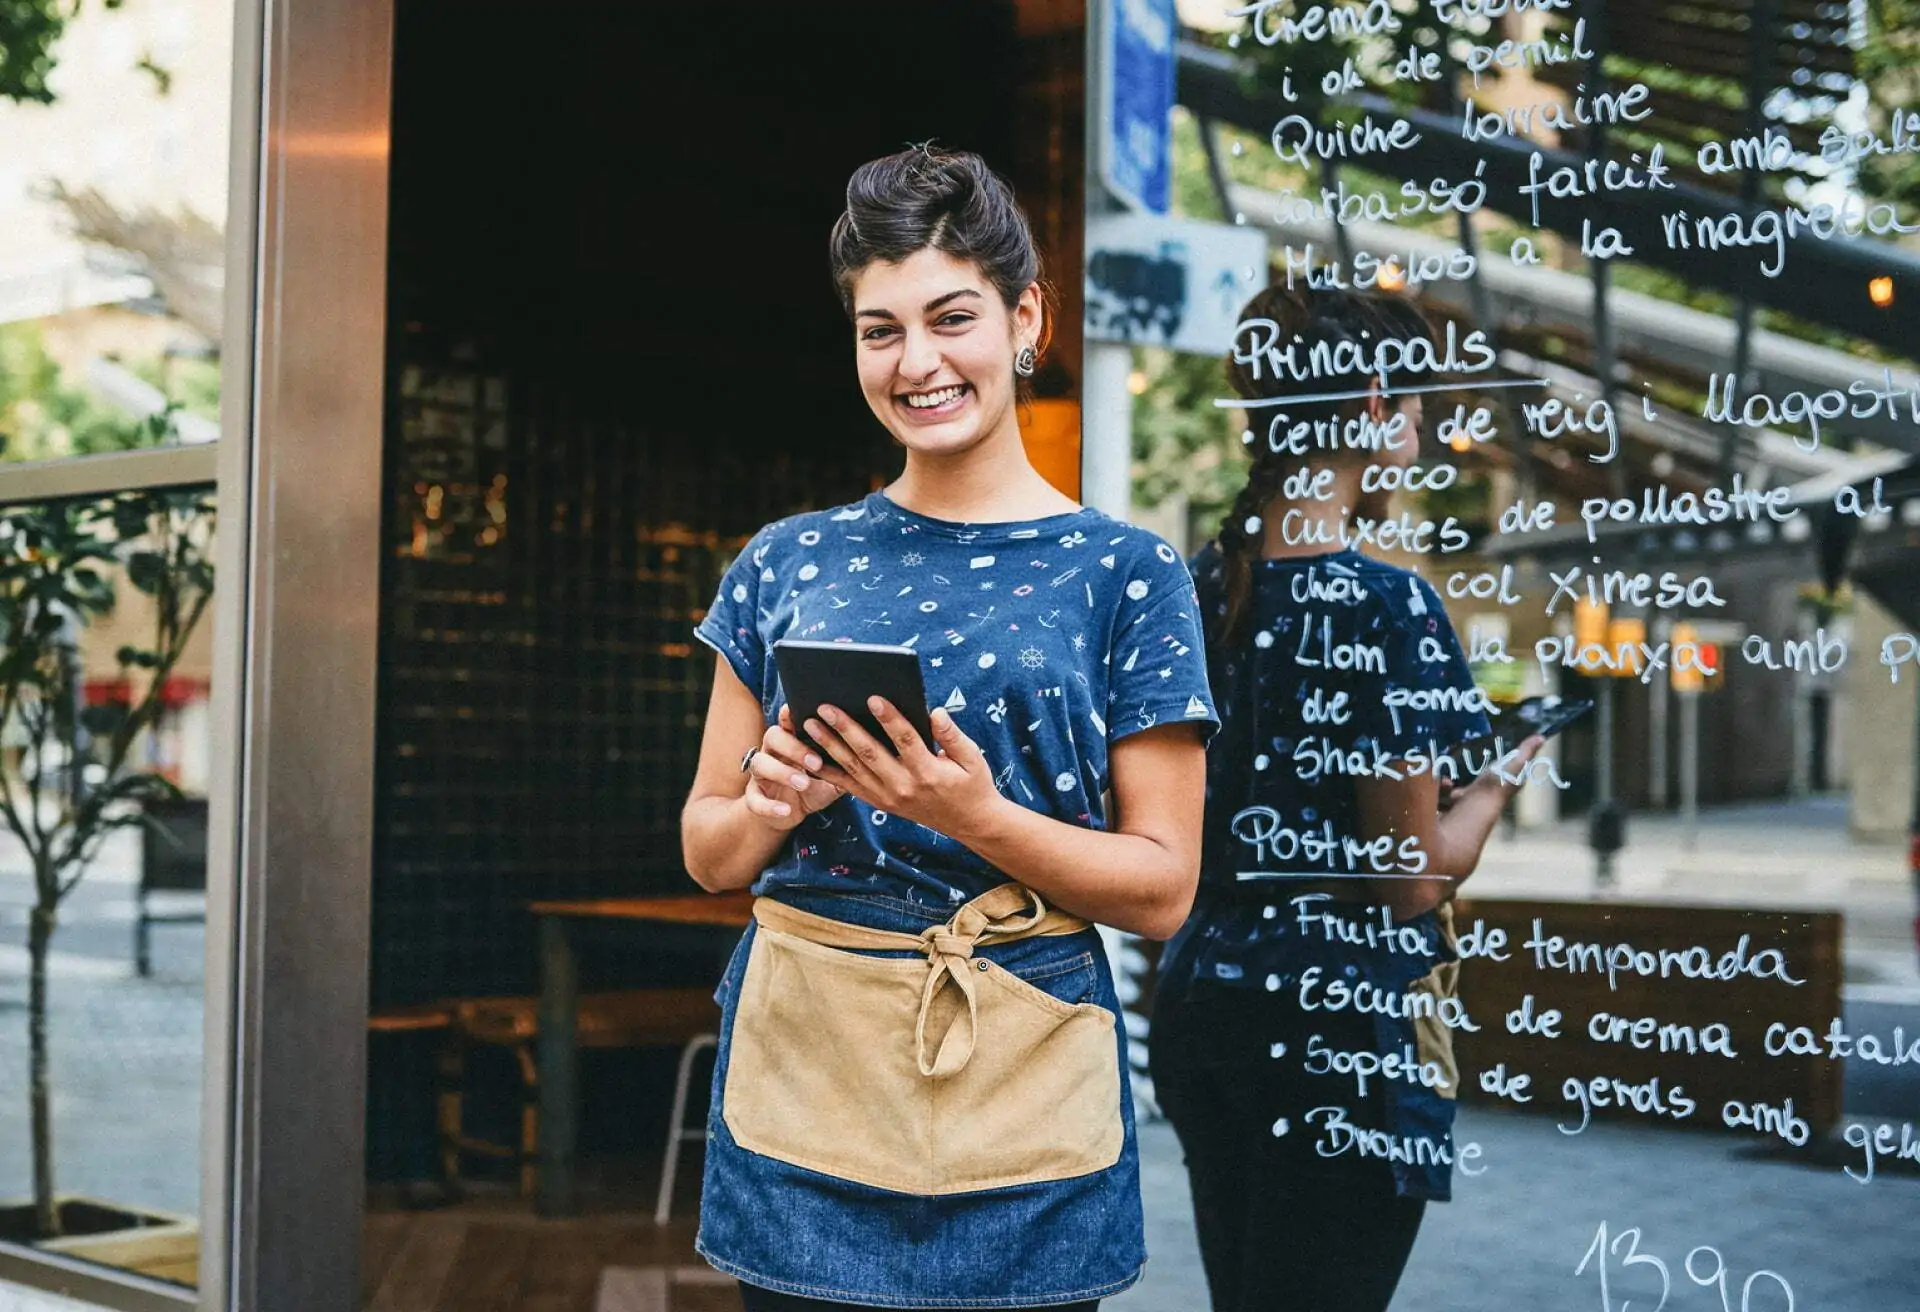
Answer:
[{"left": 694, "top": 489, "right": 1220, "bottom": 907}]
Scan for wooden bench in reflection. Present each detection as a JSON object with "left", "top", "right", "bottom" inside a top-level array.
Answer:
[
  {"left": 368, "top": 988, "right": 721, "bottom": 1199},
  {"left": 1451, "top": 898, "right": 1844, "bottom": 1137}
]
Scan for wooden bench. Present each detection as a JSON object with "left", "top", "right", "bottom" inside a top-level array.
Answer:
[
  {"left": 433, "top": 988, "right": 721, "bottom": 1198},
  {"left": 1452, "top": 897, "right": 1845, "bottom": 1138}
]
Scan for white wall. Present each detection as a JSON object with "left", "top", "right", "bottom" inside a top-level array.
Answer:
[{"left": 1844, "top": 592, "right": 1917, "bottom": 840}]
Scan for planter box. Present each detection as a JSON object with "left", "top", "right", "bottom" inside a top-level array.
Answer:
[{"left": 0, "top": 1197, "right": 197, "bottom": 1288}]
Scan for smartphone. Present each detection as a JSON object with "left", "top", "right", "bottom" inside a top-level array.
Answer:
[
  {"left": 772, "top": 639, "right": 935, "bottom": 758},
  {"left": 1459, "top": 695, "right": 1593, "bottom": 752},
  {"left": 1508, "top": 695, "right": 1594, "bottom": 741}
]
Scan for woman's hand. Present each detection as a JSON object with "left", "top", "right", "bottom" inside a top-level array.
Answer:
[
  {"left": 801, "top": 698, "right": 1005, "bottom": 842},
  {"left": 1459, "top": 733, "right": 1546, "bottom": 806},
  {"left": 741, "top": 706, "right": 846, "bottom": 831}
]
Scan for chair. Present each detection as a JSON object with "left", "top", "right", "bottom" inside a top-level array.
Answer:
[
  {"left": 437, "top": 988, "right": 720, "bottom": 1202},
  {"left": 655, "top": 1032, "right": 717, "bottom": 1224}
]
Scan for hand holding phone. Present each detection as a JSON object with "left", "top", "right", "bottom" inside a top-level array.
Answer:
[
  {"left": 1508, "top": 695, "right": 1593, "bottom": 741},
  {"left": 773, "top": 639, "right": 935, "bottom": 758},
  {"left": 771, "top": 639, "right": 1006, "bottom": 844}
]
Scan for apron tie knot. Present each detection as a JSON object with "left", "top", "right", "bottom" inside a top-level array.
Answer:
[{"left": 912, "top": 886, "right": 1052, "bottom": 1078}]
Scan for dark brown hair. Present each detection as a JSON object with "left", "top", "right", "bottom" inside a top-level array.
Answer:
[
  {"left": 828, "top": 144, "right": 1055, "bottom": 371},
  {"left": 1213, "top": 284, "right": 1436, "bottom": 648}
]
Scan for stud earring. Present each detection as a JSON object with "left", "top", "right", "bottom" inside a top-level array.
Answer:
[{"left": 1014, "top": 345, "right": 1037, "bottom": 377}]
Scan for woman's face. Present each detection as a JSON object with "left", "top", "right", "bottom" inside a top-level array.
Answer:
[{"left": 850, "top": 248, "right": 1041, "bottom": 458}]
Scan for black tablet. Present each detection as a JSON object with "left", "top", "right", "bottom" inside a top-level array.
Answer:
[{"left": 772, "top": 639, "right": 935, "bottom": 758}]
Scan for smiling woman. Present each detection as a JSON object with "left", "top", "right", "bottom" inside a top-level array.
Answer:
[{"left": 678, "top": 145, "right": 1219, "bottom": 1312}]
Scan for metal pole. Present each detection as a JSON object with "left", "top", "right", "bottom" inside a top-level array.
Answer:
[
  {"left": 1579, "top": 0, "right": 1627, "bottom": 497},
  {"left": 1595, "top": 678, "right": 1616, "bottom": 887},
  {"left": 1195, "top": 114, "right": 1235, "bottom": 223},
  {"left": 1679, "top": 689, "right": 1700, "bottom": 851},
  {"left": 1083, "top": 342, "right": 1135, "bottom": 521},
  {"left": 1649, "top": 655, "right": 1670, "bottom": 809},
  {"left": 1718, "top": 0, "right": 1781, "bottom": 478}
]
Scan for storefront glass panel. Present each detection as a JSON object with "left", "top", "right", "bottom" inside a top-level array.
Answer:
[
  {"left": 0, "top": 0, "right": 235, "bottom": 1304},
  {"left": 1108, "top": 1, "right": 1920, "bottom": 1307}
]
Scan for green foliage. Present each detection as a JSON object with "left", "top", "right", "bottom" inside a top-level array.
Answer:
[
  {"left": 1857, "top": 0, "right": 1920, "bottom": 207},
  {"left": 0, "top": 323, "right": 189, "bottom": 462},
  {"left": 0, "top": 0, "right": 127, "bottom": 104},
  {"left": 0, "top": 485, "right": 215, "bottom": 889},
  {"left": 0, "top": 483, "right": 215, "bottom": 1236},
  {"left": 1131, "top": 346, "right": 1247, "bottom": 536},
  {"left": 128, "top": 352, "right": 220, "bottom": 421}
]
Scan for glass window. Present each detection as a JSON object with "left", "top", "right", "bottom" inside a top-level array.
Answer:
[
  {"left": 0, "top": 0, "right": 231, "bottom": 467},
  {"left": 0, "top": 0, "right": 232, "bottom": 1298},
  {"left": 1107, "top": 1, "right": 1920, "bottom": 1307},
  {"left": 0, "top": 485, "right": 214, "bottom": 1294}
]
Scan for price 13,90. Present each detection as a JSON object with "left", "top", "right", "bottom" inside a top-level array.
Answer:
[{"left": 1575, "top": 1222, "right": 1795, "bottom": 1312}]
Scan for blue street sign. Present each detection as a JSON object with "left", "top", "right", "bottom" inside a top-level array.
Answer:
[{"left": 1101, "top": 0, "right": 1176, "bottom": 214}]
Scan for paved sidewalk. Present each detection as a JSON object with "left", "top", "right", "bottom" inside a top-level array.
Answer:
[
  {"left": 1470, "top": 795, "right": 1920, "bottom": 994},
  {"left": 2, "top": 796, "right": 1915, "bottom": 1309},
  {"left": 0, "top": 827, "right": 201, "bottom": 1219},
  {"left": 1117, "top": 1107, "right": 1920, "bottom": 1312}
]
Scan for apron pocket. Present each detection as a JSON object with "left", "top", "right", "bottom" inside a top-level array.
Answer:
[
  {"left": 722, "top": 926, "right": 1122, "bottom": 1195},
  {"left": 934, "top": 958, "right": 1123, "bottom": 1192}
]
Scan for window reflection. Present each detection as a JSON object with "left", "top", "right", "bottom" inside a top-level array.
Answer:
[
  {"left": 0, "top": 487, "right": 214, "bottom": 1290},
  {"left": 1111, "top": 2, "right": 1920, "bottom": 1309}
]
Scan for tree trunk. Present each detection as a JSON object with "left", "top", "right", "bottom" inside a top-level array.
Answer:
[{"left": 28, "top": 902, "right": 59, "bottom": 1239}]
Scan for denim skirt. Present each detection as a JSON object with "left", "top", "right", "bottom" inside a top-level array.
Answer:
[{"left": 695, "top": 886, "right": 1146, "bottom": 1308}]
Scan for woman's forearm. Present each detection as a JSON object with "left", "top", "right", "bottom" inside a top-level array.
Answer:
[
  {"left": 1382, "top": 786, "right": 1508, "bottom": 918},
  {"left": 949, "top": 795, "right": 1196, "bottom": 940},
  {"left": 682, "top": 794, "right": 790, "bottom": 891},
  {"left": 1432, "top": 785, "right": 1507, "bottom": 882}
]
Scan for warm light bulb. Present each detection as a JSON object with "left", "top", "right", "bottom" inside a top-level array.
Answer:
[
  {"left": 1127, "top": 370, "right": 1150, "bottom": 396},
  {"left": 1377, "top": 261, "right": 1408, "bottom": 292},
  {"left": 1870, "top": 276, "right": 1894, "bottom": 308}
]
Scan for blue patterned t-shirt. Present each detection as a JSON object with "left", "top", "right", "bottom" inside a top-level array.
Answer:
[
  {"left": 693, "top": 489, "right": 1220, "bottom": 907},
  {"left": 1156, "top": 542, "right": 1495, "bottom": 1203}
]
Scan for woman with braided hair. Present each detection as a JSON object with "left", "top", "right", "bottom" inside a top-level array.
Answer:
[{"left": 1149, "top": 284, "right": 1543, "bottom": 1312}]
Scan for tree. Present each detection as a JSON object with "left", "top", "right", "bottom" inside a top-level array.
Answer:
[
  {"left": 0, "top": 1, "right": 128, "bottom": 105},
  {"left": 0, "top": 483, "right": 215, "bottom": 1239}
]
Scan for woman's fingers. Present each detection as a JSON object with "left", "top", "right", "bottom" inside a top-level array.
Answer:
[
  {"left": 770, "top": 707, "right": 825, "bottom": 773},
  {"left": 819, "top": 705, "right": 909, "bottom": 783},
  {"left": 1510, "top": 734, "right": 1547, "bottom": 767},
  {"left": 927, "top": 707, "right": 983, "bottom": 767},
  {"left": 752, "top": 748, "right": 816, "bottom": 797},
  {"left": 742, "top": 777, "right": 798, "bottom": 822},
  {"left": 868, "top": 697, "right": 934, "bottom": 761},
  {"left": 802, "top": 709, "right": 868, "bottom": 786}
]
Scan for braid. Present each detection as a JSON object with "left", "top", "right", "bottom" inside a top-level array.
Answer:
[{"left": 1215, "top": 451, "right": 1290, "bottom": 649}]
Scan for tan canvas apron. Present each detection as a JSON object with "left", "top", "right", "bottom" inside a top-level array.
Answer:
[
  {"left": 1407, "top": 899, "right": 1461, "bottom": 1100},
  {"left": 721, "top": 883, "right": 1125, "bottom": 1195}
]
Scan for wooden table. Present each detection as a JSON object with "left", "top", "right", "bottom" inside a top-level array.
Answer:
[{"left": 529, "top": 891, "right": 754, "bottom": 1217}]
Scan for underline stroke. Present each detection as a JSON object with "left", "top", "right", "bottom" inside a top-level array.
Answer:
[{"left": 1213, "top": 377, "right": 1551, "bottom": 410}]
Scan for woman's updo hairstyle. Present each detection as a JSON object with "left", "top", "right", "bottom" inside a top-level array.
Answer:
[
  {"left": 829, "top": 144, "right": 1054, "bottom": 377},
  {"left": 1213, "top": 283, "right": 1437, "bottom": 647}
]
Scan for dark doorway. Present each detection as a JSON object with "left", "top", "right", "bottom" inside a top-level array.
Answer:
[{"left": 362, "top": 6, "right": 1085, "bottom": 1303}]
